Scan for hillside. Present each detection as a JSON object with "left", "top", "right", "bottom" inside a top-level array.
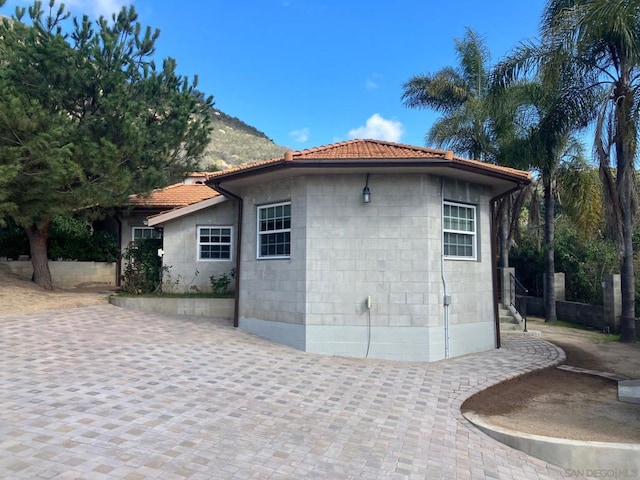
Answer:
[{"left": 199, "top": 109, "right": 290, "bottom": 171}]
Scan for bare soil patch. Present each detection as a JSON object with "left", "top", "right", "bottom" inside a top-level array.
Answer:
[
  {"left": 463, "top": 318, "right": 640, "bottom": 443},
  {"left": 0, "top": 270, "right": 112, "bottom": 315}
]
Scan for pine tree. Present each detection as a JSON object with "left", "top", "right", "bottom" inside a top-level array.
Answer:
[{"left": 0, "top": 1, "right": 213, "bottom": 289}]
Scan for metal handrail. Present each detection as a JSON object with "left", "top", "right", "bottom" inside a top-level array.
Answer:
[{"left": 509, "top": 272, "right": 528, "bottom": 332}]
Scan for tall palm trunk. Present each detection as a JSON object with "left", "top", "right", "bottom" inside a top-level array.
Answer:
[
  {"left": 25, "top": 220, "right": 53, "bottom": 291},
  {"left": 615, "top": 85, "right": 636, "bottom": 342},
  {"left": 543, "top": 173, "right": 557, "bottom": 322}
]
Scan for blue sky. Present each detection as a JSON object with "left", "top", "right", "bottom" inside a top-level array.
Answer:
[{"left": 5, "top": 0, "right": 546, "bottom": 150}]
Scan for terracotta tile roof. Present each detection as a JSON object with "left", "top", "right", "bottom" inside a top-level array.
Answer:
[
  {"left": 207, "top": 139, "right": 531, "bottom": 182},
  {"left": 128, "top": 182, "right": 219, "bottom": 208},
  {"left": 292, "top": 139, "right": 451, "bottom": 159}
]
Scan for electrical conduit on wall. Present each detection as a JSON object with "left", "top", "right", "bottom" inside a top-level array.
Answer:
[{"left": 441, "top": 177, "right": 451, "bottom": 359}]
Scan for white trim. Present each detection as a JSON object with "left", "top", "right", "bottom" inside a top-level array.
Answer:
[
  {"left": 147, "top": 195, "right": 228, "bottom": 227},
  {"left": 256, "top": 201, "right": 291, "bottom": 259},
  {"left": 197, "top": 225, "right": 233, "bottom": 262},
  {"left": 442, "top": 200, "right": 477, "bottom": 260}
]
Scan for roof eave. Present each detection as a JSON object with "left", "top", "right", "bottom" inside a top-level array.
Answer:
[
  {"left": 207, "top": 158, "right": 530, "bottom": 190},
  {"left": 148, "top": 195, "right": 229, "bottom": 226}
]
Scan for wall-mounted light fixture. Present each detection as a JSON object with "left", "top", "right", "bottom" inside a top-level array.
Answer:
[{"left": 362, "top": 173, "right": 371, "bottom": 203}]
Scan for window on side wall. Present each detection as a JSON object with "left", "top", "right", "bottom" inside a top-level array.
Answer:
[
  {"left": 132, "top": 227, "right": 162, "bottom": 241},
  {"left": 257, "top": 202, "right": 291, "bottom": 259},
  {"left": 198, "top": 226, "right": 232, "bottom": 261},
  {"left": 443, "top": 201, "right": 477, "bottom": 260}
]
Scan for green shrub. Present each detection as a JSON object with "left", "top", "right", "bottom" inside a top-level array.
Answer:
[
  {"left": 0, "top": 221, "right": 29, "bottom": 258},
  {"left": 120, "top": 238, "right": 163, "bottom": 295},
  {"left": 0, "top": 216, "right": 118, "bottom": 262},
  {"left": 210, "top": 268, "right": 236, "bottom": 296},
  {"left": 510, "top": 220, "right": 618, "bottom": 305}
]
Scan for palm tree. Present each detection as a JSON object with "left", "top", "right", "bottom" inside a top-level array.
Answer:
[
  {"left": 402, "top": 28, "right": 494, "bottom": 162},
  {"left": 402, "top": 28, "right": 519, "bottom": 270},
  {"left": 492, "top": 60, "right": 593, "bottom": 322},
  {"left": 557, "top": 158, "right": 605, "bottom": 239},
  {"left": 541, "top": 0, "right": 640, "bottom": 342}
]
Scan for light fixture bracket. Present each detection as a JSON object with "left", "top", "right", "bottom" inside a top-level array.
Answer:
[{"left": 362, "top": 173, "right": 371, "bottom": 203}]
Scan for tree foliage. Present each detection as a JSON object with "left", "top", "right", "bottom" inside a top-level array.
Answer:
[
  {"left": 539, "top": 0, "right": 640, "bottom": 342},
  {"left": 0, "top": 216, "right": 118, "bottom": 262},
  {"left": 0, "top": 1, "right": 213, "bottom": 289},
  {"left": 401, "top": 28, "right": 494, "bottom": 162},
  {"left": 510, "top": 219, "right": 618, "bottom": 306}
]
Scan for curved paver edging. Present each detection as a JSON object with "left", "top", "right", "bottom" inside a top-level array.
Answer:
[{"left": 464, "top": 411, "right": 640, "bottom": 472}]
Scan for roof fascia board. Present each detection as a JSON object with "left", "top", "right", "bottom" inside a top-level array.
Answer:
[
  {"left": 148, "top": 195, "right": 228, "bottom": 226},
  {"left": 209, "top": 159, "right": 529, "bottom": 186}
]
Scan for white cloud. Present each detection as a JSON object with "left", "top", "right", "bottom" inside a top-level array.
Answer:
[
  {"left": 348, "top": 114, "right": 404, "bottom": 142},
  {"left": 289, "top": 128, "right": 310, "bottom": 143},
  {"left": 64, "top": 0, "right": 129, "bottom": 18}
]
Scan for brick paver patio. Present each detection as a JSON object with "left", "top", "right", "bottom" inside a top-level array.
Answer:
[{"left": 0, "top": 305, "right": 567, "bottom": 479}]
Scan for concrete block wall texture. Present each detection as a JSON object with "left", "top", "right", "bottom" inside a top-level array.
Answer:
[
  {"left": 110, "top": 296, "right": 234, "bottom": 319},
  {"left": 160, "top": 201, "right": 237, "bottom": 293},
  {"left": 236, "top": 173, "right": 497, "bottom": 361},
  {"left": 0, "top": 261, "right": 116, "bottom": 288},
  {"left": 238, "top": 177, "right": 307, "bottom": 325}
]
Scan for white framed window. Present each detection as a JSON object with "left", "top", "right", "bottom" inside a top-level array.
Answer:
[
  {"left": 443, "top": 201, "right": 477, "bottom": 260},
  {"left": 198, "top": 226, "right": 232, "bottom": 261},
  {"left": 257, "top": 202, "right": 291, "bottom": 259},
  {"left": 132, "top": 227, "right": 162, "bottom": 241}
]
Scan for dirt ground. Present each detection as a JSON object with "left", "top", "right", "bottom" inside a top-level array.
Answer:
[
  {"left": 463, "top": 318, "right": 640, "bottom": 443},
  {"left": 0, "top": 270, "right": 112, "bottom": 314},
  {"left": 1, "top": 270, "right": 638, "bottom": 443}
]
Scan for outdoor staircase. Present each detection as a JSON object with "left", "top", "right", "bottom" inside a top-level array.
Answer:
[{"left": 499, "top": 304, "right": 524, "bottom": 332}]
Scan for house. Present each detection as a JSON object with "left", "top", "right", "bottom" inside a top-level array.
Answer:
[
  {"left": 152, "top": 139, "right": 531, "bottom": 361},
  {"left": 98, "top": 173, "right": 221, "bottom": 286},
  {"left": 146, "top": 186, "right": 237, "bottom": 293}
]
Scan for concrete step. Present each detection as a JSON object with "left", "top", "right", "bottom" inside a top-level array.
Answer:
[
  {"left": 499, "top": 306, "right": 520, "bottom": 325},
  {"left": 618, "top": 379, "right": 640, "bottom": 404},
  {"left": 500, "top": 322, "right": 523, "bottom": 332}
]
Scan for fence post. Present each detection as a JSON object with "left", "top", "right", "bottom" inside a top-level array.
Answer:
[
  {"left": 554, "top": 272, "right": 566, "bottom": 302},
  {"left": 602, "top": 274, "right": 621, "bottom": 333}
]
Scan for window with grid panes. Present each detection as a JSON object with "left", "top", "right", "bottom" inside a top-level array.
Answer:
[
  {"left": 443, "top": 201, "right": 477, "bottom": 259},
  {"left": 257, "top": 202, "right": 291, "bottom": 258},
  {"left": 198, "top": 226, "right": 232, "bottom": 260},
  {"left": 132, "top": 227, "right": 162, "bottom": 240}
]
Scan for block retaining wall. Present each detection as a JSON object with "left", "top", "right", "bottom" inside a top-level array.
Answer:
[
  {"left": 109, "top": 296, "right": 234, "bottom": 320},
  {"left": 0, "top": 260, "right": 116, "bottom": 289}
]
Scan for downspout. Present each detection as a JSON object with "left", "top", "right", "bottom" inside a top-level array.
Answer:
[
  {"left": 441, "top": 178, "right": 450, "bottom": 359},
  {"left": 115, "top": 215, "right": 122, "bottom": 287},
  {"left": 490, "top": 183, "right": 527, "bottom": 349},
  {"left": 211, "top": 182, "right": 243, "bottom": 328}
]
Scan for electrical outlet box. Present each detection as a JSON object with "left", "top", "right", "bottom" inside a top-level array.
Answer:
[
  {"left": 443, "top": 295, "right": 452, "bottom": 306},
  {"left": 366, "top": 296, "right": 372, "bottom": 309}
]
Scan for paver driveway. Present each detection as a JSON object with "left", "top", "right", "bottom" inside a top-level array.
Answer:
[{"left": 0, "top": 305, "right": 567, "bottom": 479}]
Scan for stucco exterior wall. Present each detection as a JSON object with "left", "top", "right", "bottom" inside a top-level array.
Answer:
[
  {"left": 237, "top": 173, "right": 497, "bottom": 361},
  {"left": 159, "top": 200, "right": 237, "bottom": 293}
]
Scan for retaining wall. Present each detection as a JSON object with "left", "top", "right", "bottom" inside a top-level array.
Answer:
[
  {"left": 0, "top": 260, "right": 116, "bottom": 289},
  {"left": 110, "top": 295, "right": 234, "bottom": 320},
  {"left": 526, "top": 296, "right": 640, "bottom": 333}
]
